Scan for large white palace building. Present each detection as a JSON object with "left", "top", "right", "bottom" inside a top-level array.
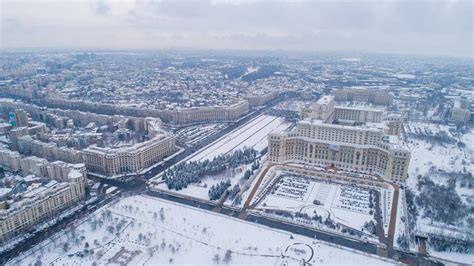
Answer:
[{"left": 268, "top": 95, "right": 410, "bottom": 182}]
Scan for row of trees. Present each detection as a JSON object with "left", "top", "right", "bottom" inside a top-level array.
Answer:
[
  {"left": 397, "top": 234, "right": 410, "bottom": 250},
  {"left": 163, "top": 148, "right": 258, "bottom": 190},
  {"left": 264, "top": 209, "right": 328, "bottom": 227},
  {"left": 428, "top": 234, "right": 473, "bottom": 253},
  {"left": 405, "top": 188, "right": 418, "bottom": 244},
  {"left": 363, "top": 220, "right": 376, "bottom": 235},
  {"left": 406, "top": 126, "right": 457, "bottom": 146},
  {"left": 227, "top": 184, "right": 241, "bottom": 205},
  {"left": 208, "top": 180, "right": 231, "bottom": 200},
  {"left": 243, "top": 160, "right": 260, "bottom": 180}
]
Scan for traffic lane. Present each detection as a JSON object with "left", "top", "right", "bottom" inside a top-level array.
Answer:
[
  {"left": 244, "top": 214, "right": 377, "bottom": 255},
  {"left": 146, "top": 190, "right": 216, "bottom": 211}
]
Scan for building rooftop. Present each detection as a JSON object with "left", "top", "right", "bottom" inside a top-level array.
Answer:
[
  {"left": 300, "top": 119, "right": 385, "bottom": 133},
  {"left": 316, "top": 95, "right": 335, "bottom": 105}
]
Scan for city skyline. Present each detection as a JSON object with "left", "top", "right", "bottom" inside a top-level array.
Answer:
[{"left": 0, "top": 1, "right": 472, "bottom": 265}]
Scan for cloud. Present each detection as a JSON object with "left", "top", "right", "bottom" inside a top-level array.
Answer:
[{"left": 0, "top": 0, "right": 472, "bottom": 57}]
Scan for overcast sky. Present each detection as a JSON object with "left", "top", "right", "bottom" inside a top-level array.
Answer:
[{"left": 1, "top": 0, "right": 472, "bottom": 57}]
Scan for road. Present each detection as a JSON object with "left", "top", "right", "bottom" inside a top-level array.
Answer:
[
  {"left": 374, "top": 190, "right": 388, "bottom": 246},
  {"left": 241, "top": 163, "right": 271, "bottom": 211},
  {"left": 387, "top": 183, "right": 400, "bottom": 249}
]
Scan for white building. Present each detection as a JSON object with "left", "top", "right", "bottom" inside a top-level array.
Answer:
[
  {"left": 332, "top": 88, "right": 394, "bottom": 106},
  {"left": 269, "top": 95, "right": 411, "bottom": 182},
  {"left": 170, "top": 100, "right": 249, "bottom": 125},
  {"left": 451, "top": 99, "right": 471, "bottom": 123},
  {"left": 301, "top": 95, "right": 384, "bottom": 123},
  {"left": 0, "top": 171, "right": 86, "bottom": 242},
  {"left": 83, "top": 132, "right": 176, "bottom": 175}
]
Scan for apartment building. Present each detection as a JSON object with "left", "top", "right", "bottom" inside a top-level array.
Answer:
[
  {"left": 170, "top": 100, "right": 249, "bottom": 125},
  {"left": 17, "top": 135, "right": 84, "bottom": 164},
  {"left": 1, "top": 96, "right": 249, "bottom": 126},
  {"left": 82, "top": 133, "right": 176, "bottom": 175},
  {"left": 0, "top": 171, "right": 86, "bottom": 242},
  {"left": 0, "top": 147, "right": 86, "bottom": 181},
  {"left": 245, "top": 91, "right": 279, "bottom": 107},
  {"left": 332, "top": 88, "right": 394, "bottom": 106}
]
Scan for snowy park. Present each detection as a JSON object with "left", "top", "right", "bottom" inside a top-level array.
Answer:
[
  {"left": 10, "top": 195, "right": 397, "bottom": 266},
  {"left": 402, "top": 122, "right": 474, "bottom": 263}
]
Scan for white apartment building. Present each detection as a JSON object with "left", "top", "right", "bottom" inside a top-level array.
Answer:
[
  {"left": 83, "top": 133, "right": 176, "bottom": 175},
  {"left": 0, "top": 171, "right": 86, "bottom": 242},
  {"left": 0, "top": 147, "right": 87, "bottom": 181},
  {"left": 170, "top": 100, "right": 249, "bottom": 125},
  {"left": 17, "top": 135, "right": 84, "bottom": 164}
]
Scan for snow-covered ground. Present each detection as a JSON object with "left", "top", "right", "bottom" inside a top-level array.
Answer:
[
  {"left": 155, "top": 161, "right": 254, "bottom": 200},
  {"left": 10, "top": 195, "right": 397, "bottom": 265},
  {"left": 175, "top": 123, "right": 226, "bottom": 147},
  {"left": 404, "top": 122, "right": 474, "bottom": 262},
  {"left": 186, "top": 114, "right": 290, "bottom": 162},
  {"left": 405, "top": 122, "right": 473, "bottom": 189},
  {"left": 254, "top": 171, "right": 382, "bottom": 238},
  {"left": 429, "top": 250, "right": 474, "bottom": 265},
  {"left": 152, "top": 114, "right": 291, "bottom": 202}
]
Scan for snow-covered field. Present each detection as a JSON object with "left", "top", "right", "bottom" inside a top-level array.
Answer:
[
  {"left": 186, "top": 114, "right": 290, "bottom": 162},
  {"left": 255, "top": 172, "right": 381, "bottom": 236},
  {"left": 405, "top": 122, "right": 474, "bottom": 189},
  {"left": 10, "top": 195, "right": 396, "bottom": 265}
]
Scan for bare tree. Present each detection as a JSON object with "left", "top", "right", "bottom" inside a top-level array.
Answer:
[
  {"left": 223, "top": 250, "right": 232, "bottom": 264},
  {"left": 212, "top": 254, "right": 220, "bottom": 264}
]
